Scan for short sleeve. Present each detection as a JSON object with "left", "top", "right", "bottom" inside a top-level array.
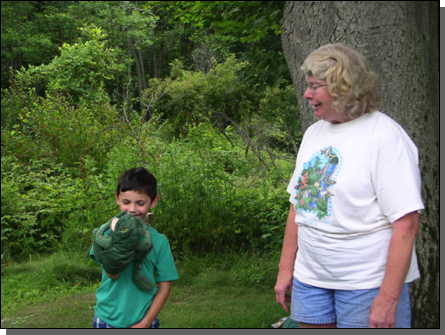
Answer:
[
  {"left": 89, "top": 245, "right": 100, "bottom": 263},
  {"left": 287, "top": 165, "right": 299, "bottom": 207},
  {"left": 89, "top": 224, "right": 110, "bottom": 264},
  {"left": 371, "top": 127, "right": 424, "bottom": 223},
  {"left": 154, "top": 235, "right": 179, "bottom": 282}
]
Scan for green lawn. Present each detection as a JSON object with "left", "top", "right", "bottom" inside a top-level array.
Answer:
[
  {"left": 1, "top": 286, "right": 286, "bottom": 328},
  {"left": 1, "top": 251, "right": 289, "bottom": 328}
]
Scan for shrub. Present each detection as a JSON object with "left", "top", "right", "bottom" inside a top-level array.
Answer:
[
  {"left": 1, "top": 157, "right": 77, "bottom": 258},
  {"left": 1, "top": 90, "right": 121, "bottom": 173},
  {"left": 0, "top": 155, "right": 118, "bottom": 260}
]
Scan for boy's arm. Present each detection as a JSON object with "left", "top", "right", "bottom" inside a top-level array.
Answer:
[{"left": 129, "top": 281, "right": 171, "bottom": 328}]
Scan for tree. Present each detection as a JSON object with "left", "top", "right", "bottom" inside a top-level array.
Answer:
[
  {"left": 69, "top": 1, "right": 156, "bottom": 103},
  {"left": 167, "top": 1, "right": 290, "bottom": 88},
  {"left": 17, "top": 24, "right": 124, "bottom": 104},
  {"left": 1, "top": 1, "right": 76, "bottom": 89},
  {"left": 281, "top": 1, "right": 439, "bottom": 328}
]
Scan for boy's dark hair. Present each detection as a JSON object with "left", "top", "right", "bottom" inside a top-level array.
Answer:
[{"left": 116, "top": 167, "right": 157, "bottom": 201}]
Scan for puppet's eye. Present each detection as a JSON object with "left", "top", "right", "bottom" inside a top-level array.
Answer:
[{"left": 121, "top": 228, "right": 128, "bottom": 232}]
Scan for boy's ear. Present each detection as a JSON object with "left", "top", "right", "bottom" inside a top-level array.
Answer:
[
  {"left": 150, "top": 194, "right": 160, "bottom": 208},
  {"left": 115, "top": 193, "right": 120, "bottom": 205}
]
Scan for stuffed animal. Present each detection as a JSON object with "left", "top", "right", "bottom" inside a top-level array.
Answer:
[{"left": 93, "top": 211, "right": 155, "bottom": 291}]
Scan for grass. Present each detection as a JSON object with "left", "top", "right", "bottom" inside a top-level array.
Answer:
[
  {"left": 162, "top": 286, "right": 284, "bottom": 328},
  {"left": 1, "top": 250, "right": 289, "bottom": 328}
]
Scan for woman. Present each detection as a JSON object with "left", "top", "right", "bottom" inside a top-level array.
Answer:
[{"left": 275, "top": 43, "right": 424, "bottom": 328}]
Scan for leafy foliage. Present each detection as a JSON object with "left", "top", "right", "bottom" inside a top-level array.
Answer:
[
  {"left": 146, "top": 123, "right": 292, "bottom": 257},
  {"left": 2, "top": 1, "right": 290, "bottom": 99},
  {"left": 1, "top": 155, "right": 118, "bottom": 259},
  {"left": 1, "top": 157, "right": 75, "bottom": 256},
  {"left": 1, "top": 90, "right": 119, "bottom": 170},
  {"left": 168, "top": 1, "right": 284, "bottom": 43},
  {"left": 147, "top": 56, "right": 256, "bottom": 138},
  {"left": 1, "top": 2, "right": 302, "bottom": 262},
  {"left": 15, "top": 24, "right": 124, "bottom": 104},
  {"left": 166, "top": 1, "right": 290, "bottom": 88}
]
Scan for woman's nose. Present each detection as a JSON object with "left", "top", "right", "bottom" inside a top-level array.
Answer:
[{"left": 304, "top": 87, "right": 313, "bottom": 100}]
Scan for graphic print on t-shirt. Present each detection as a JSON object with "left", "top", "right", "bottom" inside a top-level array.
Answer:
[{"left": 293, "top": 146, "right": 342, "bottom": 219}]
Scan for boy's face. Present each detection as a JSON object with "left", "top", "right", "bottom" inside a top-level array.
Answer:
[{"left": 115, "top": 190, "right": 159, "bottom": 220}]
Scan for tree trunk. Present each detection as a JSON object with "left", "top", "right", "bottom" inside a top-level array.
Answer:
[
  {"left": 159, "top": 46, "right": 164, "bottom": 78},
  {"left": 59, "top": 28, "right": 64, "bottom": 47},
  {"left": 130, "top": 41, "right": 143, "bottom": 101},
  {"left": 17, "top": 52, "right": 21, "bottom": 71},
  {"left": 183, "top": 23, "right": 189, "bottom": 67},
  {"left": 153, "top": 48, "right": 158, "bottom": 78},
  {"left": 138, "top": 49, "right": 146, "bottom": 91},
  {"left": 281, "top": 1, "right": 439, "bottom": 328}
]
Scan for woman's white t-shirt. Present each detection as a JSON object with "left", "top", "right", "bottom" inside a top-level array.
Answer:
[{"left": 287, "top": 111, "right": 424, "bottom": 290}]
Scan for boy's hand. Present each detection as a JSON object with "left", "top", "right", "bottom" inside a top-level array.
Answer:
[
  {"left": 106, "top": 272, "right": 120, "bottom": 280},
  {"left": 111, "top": 217, "right": 119, "bottom": 231},
  {"left": 129, "top": 318, "right": 154, "bottom": 328},
  {"left": 106, "top": 218, "right": 120, "bottom": 280},
  {"left": 129, "top": 281, "right": 171, "bottom": 328}
]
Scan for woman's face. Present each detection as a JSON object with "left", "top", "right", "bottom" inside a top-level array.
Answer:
[{"left": 304, "top": 75, "right": 351, "bottom": 124}]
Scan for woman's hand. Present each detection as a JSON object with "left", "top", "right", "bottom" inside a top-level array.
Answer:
[
  {"left": 369, "top": 211, "right": 419, "bottom": 328},
  {"left": 275, "top": 205, "right": 299, "bottom": 313},
  {"left": 369, "top": 293, "right": 398, "bottom": 328},
  {"left": 275, "top": 271, "right": 293, "bottom": 312}
]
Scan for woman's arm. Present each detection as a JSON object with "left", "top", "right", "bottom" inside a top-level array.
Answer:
[
  {"left": 275, "top": 205, "right": 299, "bottom": 312},
  {"left": 130, "top": 281, "right": 171, "bottom": 328},
  {"left": 369, "top": 211, "right": 419, "bottom": 328}
]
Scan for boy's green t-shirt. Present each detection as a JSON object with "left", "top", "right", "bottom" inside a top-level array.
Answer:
[{"left": 90, "top": 223, "right": 179, "bottom": 328}]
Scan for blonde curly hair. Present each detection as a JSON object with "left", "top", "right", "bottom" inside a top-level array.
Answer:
[{"left": 301, "top": 43, "right": 382, "bottom": 119}]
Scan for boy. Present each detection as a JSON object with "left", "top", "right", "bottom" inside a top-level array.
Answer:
[{"left": 90, "top": 167, "right": 179, "bottom": 328}]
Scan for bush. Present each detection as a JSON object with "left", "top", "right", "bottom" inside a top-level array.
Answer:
[
  {"left": 14, "top": 24, "right": 124, "bottom": 105},
  {"left": 146, "top": 56, "right": 258, "bottom": 139},
  {"left": 145, "top": 123, "right": 291, "bottom": 257},
  {"left": 1, "top": 157, "right": 77, "bottom": 258},
  {"left": 1, "top": 89, "right": 121, "bottom": 173},
  {"left": 1, "top": 49, "right": 301, "bottom": 260},
  {"left": 0, "top": 155, "right": 118, "bottom": 260}
]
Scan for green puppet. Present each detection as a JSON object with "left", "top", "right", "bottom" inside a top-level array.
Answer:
[{"left": 93, "top": 211, "right": 155, "bottom": 291}]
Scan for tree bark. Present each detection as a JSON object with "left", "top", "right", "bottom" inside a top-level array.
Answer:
[
  {"left": 281, "top": 1, "right": 439, "bottom": 328},
  {"left": 153, "top": 47, "right": 158, "bottom": 78},
  {"left": 59, "top": 28, "right": 64, "bottom": 47},
  {"left": 130, "top": 41, "right": 143, "bottom": 101},
  {"left": 138, "top": 49, "right": 146, "bottom": 91}
]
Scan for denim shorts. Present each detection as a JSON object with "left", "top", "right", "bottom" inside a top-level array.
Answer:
[{"left": 290, "top": 277, "right": 412, "bottom": 328}]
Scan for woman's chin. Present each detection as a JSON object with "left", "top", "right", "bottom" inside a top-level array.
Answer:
[{"left": 314, "top": 110, "right": 324, "bottom": 119}]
